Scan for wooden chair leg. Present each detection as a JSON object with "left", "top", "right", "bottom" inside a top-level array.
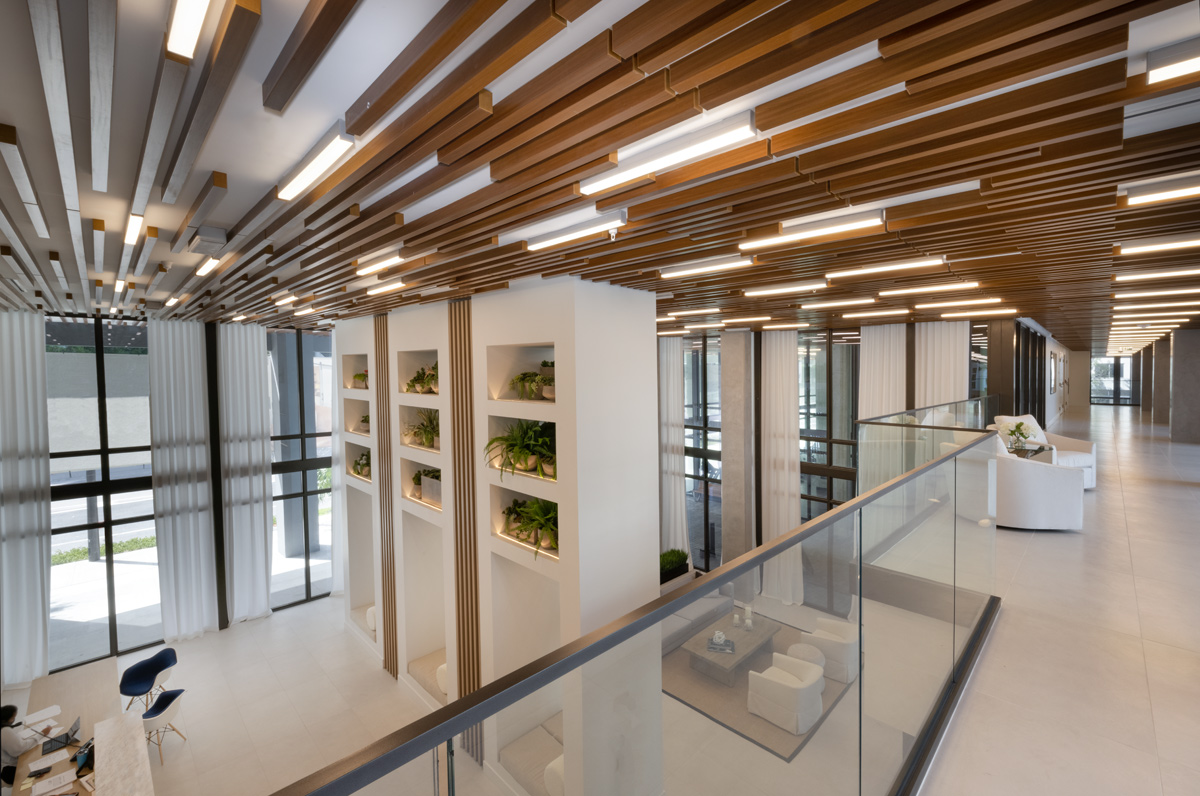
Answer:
[
  {"left": 126, "top": 696, "right": 136, "bottom": 710},
  {"left": 168, "top": 723, "right": 186, "bottom": 741},
  {"left": 157, "top": 733, "right": 164, "bottom": 766}
]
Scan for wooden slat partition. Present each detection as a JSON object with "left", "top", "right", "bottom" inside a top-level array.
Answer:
[
  {"left": 448, "top": 298, "right": 483, "bottom": 763},
  {"left": 373, "top": 313, "right": 399, "bottom": 677}
]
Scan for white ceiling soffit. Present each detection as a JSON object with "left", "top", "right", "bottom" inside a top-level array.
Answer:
[
  {"left": 1123, "top": 86, "right": 1200, "bottom": 137},
  {"left": 1126, "top": 1, "right": 1200, "bottom": 76}
]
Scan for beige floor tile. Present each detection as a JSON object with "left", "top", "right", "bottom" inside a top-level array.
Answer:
[
  {"left": 1001, "top": 555, "right": 1142, "bottom": 637},
  {"left": 1160, "top": 759, "right": 1200, "bottom": 796},
  {"left": 1136, "top": 576, "right": 1200, "bottom": 654},
  {"left": 1144, "top": 640, "right": 1200, "bottom": 772}
]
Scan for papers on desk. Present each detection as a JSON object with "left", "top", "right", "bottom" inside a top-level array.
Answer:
[
  {"left": 20, "top": 720, "right": 57, "bottom": 741},
  {"left": 30, "top": 749, "right": 70, "bottom": 768},
  {"left": 24, "top": 706, "right": 62, "bottom": 725},
  {"left": 31, "top": 770, "right": 76, "bottom": 796}
]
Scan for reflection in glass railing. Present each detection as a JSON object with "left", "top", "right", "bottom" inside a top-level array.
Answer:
[{"left": 272, "top": 433, "right": 998, "bottom": 796}]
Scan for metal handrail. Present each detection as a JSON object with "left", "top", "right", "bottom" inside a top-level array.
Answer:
[
  {"left": 271, "top": 430, "right": 999, "bottom": 796},
  {"left": 858, "top": 395, "right": 997, "bottom": 426}
]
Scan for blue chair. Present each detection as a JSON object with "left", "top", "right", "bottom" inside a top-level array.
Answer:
[
  {"left": 142, "top": 689, "right": 186, "bottom": 765},
  {"left": 119, "top": 648, "right": 177, "bottom": 711}
]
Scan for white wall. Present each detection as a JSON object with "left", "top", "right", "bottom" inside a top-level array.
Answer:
[
  {"left": 1068, "top": 350, "right": 1091, "bottom": 412},
  {"left": 1045, "top": 337, "right": 1072, "bottom": 427}
]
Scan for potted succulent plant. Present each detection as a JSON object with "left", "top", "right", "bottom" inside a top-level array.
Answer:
[
  {"left": 351, "top": 450, "right": 371, "bottom": 479},
  {"left": 509, "top": 371, "right": 542, "bottom": 401},
  {"left": 659, "top": 549, "right": 689, "bottom": 584},
  {"left": 405, "top": 408, "right": 440, "bottom": 449},
  {"left": 540, "top": 359, "right": 554, "bottom": 378},
  {"left": 539, "top": 374, "right": 555, "bottom": 401}
]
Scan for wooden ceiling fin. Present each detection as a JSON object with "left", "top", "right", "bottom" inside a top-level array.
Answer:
[{"left": 262, "top": 0, "right": 362, "bottom": 112}]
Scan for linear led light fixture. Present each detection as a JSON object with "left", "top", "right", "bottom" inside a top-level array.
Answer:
[
  {"left": 763, "top": 323, "right": 810, "bottom": 329},
  {"left": 660, "top": 258, "right": 753, "bottom": 279},
  {"left": 1114, "top": 267, "right": 1200, "bottom": 281},
  {"left": 124, "top": 214, "right": 144, "bottom": 244},
  {"left": 827, "top": 256, "right": 945, "bottom": 280},
  {"left": 114, "top": 280, "right": 125, "bottom": 293},
  {"left": 278, "top": 122, "right": 354, "bottom": 201},
  {"left": 527, "top": 211, "right": 626, "bottom": 252},
  {"left": 740, "top": 211, "right": 884, "bottom": 252},
  {"left": 1112, "top": 319, "right": 1186, "bottom": 326},
  {"left": 1147, "top": 35, "right": 1200, "bottom": 84},
  {"left": 165, "top": 297, "right": 178, "bottom": 307},
  {"left": 232, "top": 315, "right": 247, "bottom": 321},
  {"left": 723, "top": 316, "right": 771, "bottom": 323},
  {"left": 1113, "top": 300, "right": 1200, "bottom": 310},
  {"left": 941, "top": 308, "right": 1018, "bottom": 317},
  {"left": 1113, "top": 310, "right": 1200, "bottom": 318},
  {"left": 1117, "top": 233, "right": 1200, "bottom": 255},
  {"left": 294, "top": 307, "right": 314, "bottom": 316},
  {"left": 166, "top": 0, "right": 211, "bottom": 58},
  {"left": 743, "top": 281, "right": 827, "bottom": 297},
  {"left": 1110, "top": 324, "right": 1180, "bottom": 329},
  {"left": 1114, "top": 287, "right": 1200, "bottom": 299},
  {"left": 915, "top": 297, "right": 1002, "bottom": 309},
  {"left": 356, "top": 254, "right": 403, "bottom": 276},
  {"left": 879, "top": 280, "right": 979, "bottom": 296},
  {"left": 1124, "top": 174, "right": 1200, "bottom": 206},
  {"left": 667, "top": 307, "right": 720, "bottom": 316},
  {"left": 196, "top": 257, "right": 219, "bottom": 276},
  {"left": 800, "top": 298, "right": 875, "bottom": 310},
  {"left": 581, "top": 113, "right": 756, "bottom": 196},
  {"left": 657, "top": 330, "right": 686, "bottom": 336},
  {"left": 685, "top": 322, "right": 725, "bottom": 329},
  {"left": 275, "top": 295, "right": 297, "bottom": 306},
  {"left": 367, "top": 279, "right": 406, "bottom": 296},
  {"left": 843, "top": 308, "right": 909, "bottom": 318}
]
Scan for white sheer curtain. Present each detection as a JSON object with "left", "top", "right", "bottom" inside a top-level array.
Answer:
[
  {"left": 859, "top": 323, "right": 907, "bottom": 418},
  {"left": 0, "top": 311, "right": 51, "bottom": 689},
  {"left": 219, "top": 324, "right": 273, "bottom": 623},
  {"left": 148, "top": 320, "right": 219, "bottom": 641},
  {"left": 658, "top": 337, "right": 688, "bottom": 557},
  {"left": 760, "top": 331, "right": 804, "bottom": 604},
  {"left": 330, "top": 330, "right": 346, "bottom": 593},
  {"left": 914, "top": 321, "right": 969, "bottom": 407}
]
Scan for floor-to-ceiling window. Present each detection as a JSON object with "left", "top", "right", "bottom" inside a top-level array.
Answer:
[
  {"left": 797, "top": 330, "right": 859, "bottom": 522},
  {"left": 969, "top": 324, "right": 988, "bottom": 398},
  {"left": 1090, "top": 355, "right": 1136, "bottom": 405},
  {"left": 45, "top": 318, "right": 162, "bottom": 671},
  {"left": 266, "top": 331, "right": 334, "bottom": 608},
  {"left": 683, "top": 334, "right": 722, "bottom": 571}
]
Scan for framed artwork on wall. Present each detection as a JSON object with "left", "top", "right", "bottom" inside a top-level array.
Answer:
[{"left": 1050, "top": 352, "right": 1057, "bottom": 394}]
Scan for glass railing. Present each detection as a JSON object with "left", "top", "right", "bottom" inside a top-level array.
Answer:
[{"left": 272, "top": 431, "right": 1000, "bottom": 796}]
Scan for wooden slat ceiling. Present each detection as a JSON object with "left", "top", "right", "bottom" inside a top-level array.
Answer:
[{"left": 2, "top": 0, "right": 1199, "bottom": 355}]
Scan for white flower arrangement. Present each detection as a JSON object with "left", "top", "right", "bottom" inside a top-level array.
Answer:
[{"left": 998, "top": 420, "right": 1033, "bottom": 449}]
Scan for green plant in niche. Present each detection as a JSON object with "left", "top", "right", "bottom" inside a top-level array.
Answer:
[
  {"left": 426, "top": 361, "right": 439, "bottom": 393},
  {"left": 509, "top": 371, "right": 542, "bottom": 400},
  {"left": 412, "top": 467, "right": 441, "bottom": 486},
  {"left": 485, "top": 419, "right": 554, "bottom": 479},
  {"left": 405, "top": 366, "right": 427, "bottom": 394},
  {"left": 540, "top": 360, "right": 554, "bottom": 368},
  {"left": 504, "top": 497, "right": 558, "bottom": 557},
  {"left": 405, "top": 408, "right": 440, "bottom": 448},
  {"left": 532, "top": 421, "right": 556, "bottom": 478},
  {"left": 352, "top": 368, "right": 369, "bottom": 387},
  {"left": 351, "top": 450, "right": 371, "bottom": 478}
]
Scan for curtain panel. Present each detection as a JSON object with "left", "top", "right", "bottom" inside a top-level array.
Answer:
[
  {"left": 914, "top": 321, "right": 969, "bottom": 407},
  {"left": 148, "top": 320, "right": 219, "bottom": 641},
  {"left": 658, "top": 337, "right": 688, "bottom": 557},
  {"left": 859, "top": 323, "right": 907, "bottom": 419},
  {"left": 219, "top": 324, "right": 273, "bottom": 623},
  {"left": 0, "top": 311, "right": 51, "bottom": 688},
  {"left": 760, "top": 331, "right": 804, "bottom": 605}
]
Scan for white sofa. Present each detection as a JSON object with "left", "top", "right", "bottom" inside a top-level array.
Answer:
[
  {"left": 798, "top": 617, "right": 859, "bottom": 684},
  {"left": 660, "top": 585, "right": 735, "bottom": 654},
  {"left": 499, "top": 712, "right": 564, "bottom": 796},
  {"left": 993, "top": 414, "right": 1097, "bottom": 489},
  {"left": 748, "top": 653, "right": 825, "bottom": 735}
]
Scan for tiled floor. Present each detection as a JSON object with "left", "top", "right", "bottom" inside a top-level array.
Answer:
[{"left": 920, "top": 404, "right": 1200, "bottom": 796}]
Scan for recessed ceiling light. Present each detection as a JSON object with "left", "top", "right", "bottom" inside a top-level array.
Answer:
[
  {"left": 124, "top": 214, "right": 143, "bottom": 245},
  {"left": 275, "top": 295, "right": 297, "bottom": 306},
  {"left": 294, "top": 307, "right": 314, "bottom": 316},
  {"left": 1111, "top": 318, "right": 1188, "bottom": 325},
  {"left": 722, "top": 316, "right": 772, "bottom": 323},
  {"left": 826, "top": 257, "right": 945, "bottom": 280},
  {"left": 1117, "top": 234, "right": 1200, "bottom": 255},
  {"left": 1112, "top": 300, "right": 1200, "bottom": 310},
  {"left": 941, "top": 308, "right": 1018, "bottom": 317},
  {"left": 165, "top": 297, "right": 178, "bottom": 307},
  {"left": 1146, "top": 35, "right": 1200, "bottom": 84},
  {"left": 355, "top": 255, "right": 403, "bottom": 276},
  {"left": 657, "top": 330, "right": 686, "bottom": 336},
  {"left": 743, "top": 281, "right": 827, "bottom": 297},
  {"left": 1114, "top": 267, "right": 1200, "bottom": 281},
  {"left": 915, "top": 297, "right": 1002, "bottom": 309},
  {"left": 197, "top": 257, "right": 219, "bottom": 276},
  {"left": 1114, "top": 287, "right": 1200, "bottom": 299},
  {"left": 1124, "top": 174, "right": 1200, "bottom": 207},
  {"left": 739, "top": 211, "right": 884, "bottom": 251},
  {"left": 656, "top": 317, "right": 672, "bottom": 322},
  {"left": 763, "top": 323, "right": 810, "bottom": 329},
  {"left": 879, "top": 281, "right": 978, "bottom": 296},
  {"left": 166, "top": 0, "right": 211, "bottom": 58},
  {"left": 659, "top": 258, "right": 754, "bottom": 279},
  {"left": 1113, "top": 310, "right": 1200, "bottom": 318},
  {"left": 667, "top": 307, "right": 720, "bottom": 317},
  {"left": 527, "top": 212, "right": 626, "bottom": 251},
  {"left": 684, "top": 322, "right": 725, "bottom": 329},
  {"left": 114, "top": 280, "right": 125, "bottom": 293},
  {"left": 843, "top": 308, "right": 909, "bottom": 318},
  {"left": 232, "top": 315, "right": 246, "bottom": 321},
  {"left": 279, "top": 124, "right": 354, "bottom": 201},
  {"left": 366, "top": 279, "right": 406, "bottom": 296},
  {"left": 800, "top": 298, "right": 875, "bottom": 310}
]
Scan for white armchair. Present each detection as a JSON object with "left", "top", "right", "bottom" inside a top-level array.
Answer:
[
  {"left": 799, "top": 618, "right": 860, "bottom": 684},
  {"left": 995, "top": 451, "right": 1085, "bottom": 530},
  {"left": 993, "top": 414, "right": 1096, "bottom": 489},
  {"left": 747, "top": 653, "right": 825, "bottom": 735}
]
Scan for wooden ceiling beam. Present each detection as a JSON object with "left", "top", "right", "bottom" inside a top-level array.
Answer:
[{"left": 262, "top": 0, "right": 361, "bottom": 112}]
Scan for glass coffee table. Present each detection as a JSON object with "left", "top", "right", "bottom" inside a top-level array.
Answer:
[{"left": 1007, "top": 442, "right": 1052, "bottom": 460}]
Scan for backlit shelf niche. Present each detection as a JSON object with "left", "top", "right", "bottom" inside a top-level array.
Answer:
[
  {"left": 345, "top": 439, "right": 372, "bottom": 487},
  {"left": 342, "top": 353, "right": 369, "bottom": 391},
  {"left": 344, "top": 397, "right": 371, "bottom": 438},
  {"left": 486, "top": 343, "right": 555, "bottom": 403}
]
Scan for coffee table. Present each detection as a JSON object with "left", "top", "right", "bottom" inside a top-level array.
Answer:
[
  {"left": 681, "top": 612, "right": 781, "bottom": 686},
  {"left": 1007, "top": 443, "right": 1053, "bottom": 460}
]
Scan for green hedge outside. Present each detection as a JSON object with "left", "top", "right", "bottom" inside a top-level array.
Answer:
[{"left": 51, "top": 534, "right": 158, "bottom": 566}]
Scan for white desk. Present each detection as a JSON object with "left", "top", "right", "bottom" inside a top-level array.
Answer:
[{"left": 94, "top": 714, "right": 154, "bottom": 796}]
